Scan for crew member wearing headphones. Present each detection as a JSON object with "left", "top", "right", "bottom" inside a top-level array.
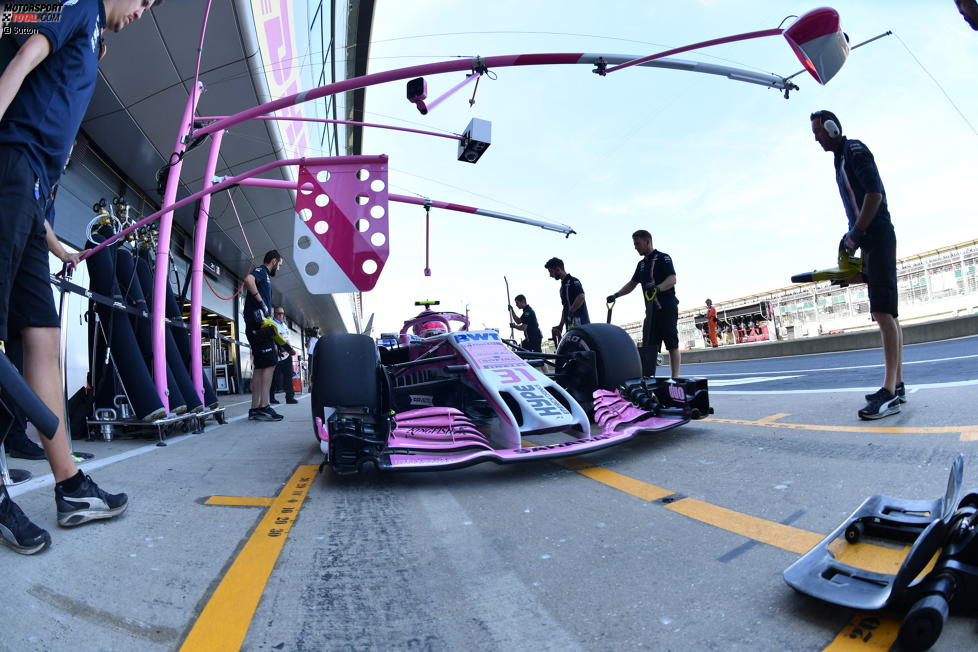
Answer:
[{"left": 810, "top": 110, "right": 905, "bottom": 420}]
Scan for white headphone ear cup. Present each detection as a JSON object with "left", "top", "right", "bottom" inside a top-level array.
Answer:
[{"left": 824, "top": 119, "right": 840, "bottom": 139}]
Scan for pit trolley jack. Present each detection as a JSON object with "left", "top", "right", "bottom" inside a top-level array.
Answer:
[{"left": 784, "top": 455, "right": 978, "bottom": 650}]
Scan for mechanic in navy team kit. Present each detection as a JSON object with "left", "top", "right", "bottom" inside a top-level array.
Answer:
[
  {"left": 608, "top": 230, "right": 681, "bottom": 377},
  {"left": 0, "top": 0, "right": 161, "bottom": 556},
  {"left": 811, "top": 110, "right": 905, "bottom": 420},
  {"left": 244, "top": 250, "right": 286, "bottom": 422},
  {"left": 544, "top": 257, "right": 589, "bottom": 344},
  {"left": 508, "top": 294, "right": 543, "bottom": 352}
]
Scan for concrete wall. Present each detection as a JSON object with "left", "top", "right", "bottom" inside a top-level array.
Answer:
[{"left": 682, "top": 314, "right": 978, "bottom": 363}]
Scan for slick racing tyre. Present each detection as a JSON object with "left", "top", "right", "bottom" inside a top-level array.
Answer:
[
  {"left": 556, "top": 323, "right": 642, "bottom": 416},
  {"left": 310, "top": 333, "right": 391, "bottom": 474}
]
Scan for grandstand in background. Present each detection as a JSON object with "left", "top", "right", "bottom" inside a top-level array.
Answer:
[{"left": 620, "top": 239, "right": 978, "bottom": 350}]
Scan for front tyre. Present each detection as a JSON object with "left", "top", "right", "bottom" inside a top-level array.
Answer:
[
  {"left": 555, "top": 323, "right": 642, "bottom": 417},
  {"left": 311, "top": 333, "right": 391, "bottom": 474}
]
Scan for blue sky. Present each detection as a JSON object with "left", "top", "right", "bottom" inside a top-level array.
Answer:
[{"left": 358, "top": 1, "right": 977, "bottom": 334}]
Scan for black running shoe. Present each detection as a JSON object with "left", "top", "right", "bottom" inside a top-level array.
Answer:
[
  {"left": 249, "top": 408, "right": 276, "bottom": 421},
  {"left": 864, "top": 382, "right": 906, "bottom": 404},
  {"left": 270, "top": 399, "right": 280, "bottom": 405},
  {"left": 858, "top": 388, "right": 901, "bottom": 420},
  {"left": 7, "top": 439, "right": 46, "bottom": 460},
  {"left": 0, "top": 484, "right": 51, "bottom": 554},
  {"left": 285, "top": 398, "right": 298, "bottom": 405},
  {"left": 261, "top": 406, "right": 284, "bottom": 421},
  {"left": 55, "top": 475, "right": 128, "bottom": 527}
]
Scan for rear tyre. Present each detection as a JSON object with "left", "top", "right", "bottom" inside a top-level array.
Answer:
[
  {"left": 311, "top": 334, "right": 391, "bottom": 474},
  {"left": 556, "top": 324, "right": 642, "bottom": 417}
]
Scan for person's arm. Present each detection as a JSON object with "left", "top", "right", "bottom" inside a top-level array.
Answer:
[
  {"left": 608, "top": 279, "right": 638, "bottom": 303},
  {"left": 44, "top": 220, "right": 83, "bottom": 266},
  {"left": 854, "top": 193, "right": 883, "bottom": 232},
  {"left": 511, "top": 321, "right": 527, "bottom": 332},
  {"left": 0, "top": 34, "right": 51, "bottom": 122},
  {"left": 243, "top": 274, "right": 269, "bottom": 316},
  {"left": 569, "top": 293, "right": 586, "bottom": 314},
  {"left": 656, "top": 274, "right": 677, "bottom": 293}
]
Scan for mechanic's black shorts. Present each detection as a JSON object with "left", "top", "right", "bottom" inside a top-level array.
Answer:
[
  {"left": 642, "top": 305, "right": 679, "bottom": 352},
  {"left": 523, "top": 335, "right": 542, "bottom": 353},
  {"left": 0, "top": 148, "right": 59, "bottom": 342},
  {"left": 245, "top": 319, "right": 278, "bottom": 370},
  {"left": 863, "top": 228, "right": 898, "bottom": 318}
]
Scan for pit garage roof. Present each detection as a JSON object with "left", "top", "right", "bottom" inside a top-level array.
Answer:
[{"left": 80, "top": 0, "right": 373, "bottom": 332}]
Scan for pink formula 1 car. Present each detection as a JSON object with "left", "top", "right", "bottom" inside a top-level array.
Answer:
[{"left": 310, "top": 302, "right": 711, "bottom": 474}]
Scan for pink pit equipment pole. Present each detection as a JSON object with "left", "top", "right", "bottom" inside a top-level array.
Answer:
[
  {"left": 189, "top": 129, "right": 225, "bottom": 406},
  {"left": 197, "top": 115, "right": 464, "bottom": 142},
  {"left": 417, "top": 72, "right": 481, "bottom": 114},
  {"left": 231, "top": 178, "right": 575, "bottom": 235},
  {"left": 151, "top": 81, "right": 202, "bottom": 412},
  {"left": 599, "top": 28, "right": 785, "bottom": 75}
]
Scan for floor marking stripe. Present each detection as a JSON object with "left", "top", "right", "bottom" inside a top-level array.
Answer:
[
  {"left": 205, "top": 496, "right": 274, "bottom": 507},
  {"left": 756, "top": 413, "right": 790, "bottom": 424},
  {"left": 664, "top": 498, "right": 822, "bottom": 554},
  {"left": 179, "top": 465, "right": 317, "bottom": 652},
  {"left": 709, "top": 415, "right": 977, "bottom": 441},
  {"left": 822, "top": 613, "right": 901, "bottom": 650},
  {"left": 574, "top": 467, "right": 673, "bottom": 501},
  {"left": 564, "top": 460, "right": 908, "bottom": 650}
]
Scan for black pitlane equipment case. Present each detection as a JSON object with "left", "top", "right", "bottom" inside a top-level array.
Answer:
[{"left": 784, "top": 455, "right": 978, "bottom": 650}]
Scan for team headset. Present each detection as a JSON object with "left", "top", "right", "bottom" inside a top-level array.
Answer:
[{"left": 817, "top": 112, "right": 842, "bottom": 139}]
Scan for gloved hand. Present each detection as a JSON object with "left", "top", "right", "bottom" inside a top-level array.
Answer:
[
  {"left": 509, "top": 322, "right": 518, "bottom": 329},
  {"left": 507, "top": 304, "right": 515, "bottom": 314},
  {"left": 606, "top": 294, "right": 617, "bottom": 304},
  {"left": 643, "top": 284, "right": 658, "bottom": 302},
  {"left": 259, "top": 302, "right": 271, "bottom": 319},
  {"left": 844, "top": 227, "right": 865, "bottom": 252}
]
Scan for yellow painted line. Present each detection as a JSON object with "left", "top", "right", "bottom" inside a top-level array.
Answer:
[
  {"left": 205, "top": 496, "right": 274, "bottom": 507},
  {"left": 710, "top": 416, "right": 978, "bottom": 441},
  {"left": 664, "top": 497, "right": 823, "bottom": 554},
  {"left": 575, "top": 467, "right": 673, "bottom": 501},
  {"left": 822, "top": 613, "right": 901, "bottom": 651},
  {"left": 180, "top": 465, "right": 317, "bottom": 652},
  {"left": 756, "top": 412, "right": 790, "bottom": 424},
  {"left": 561, "top": 460, "right": 939, "bottom": 651}
]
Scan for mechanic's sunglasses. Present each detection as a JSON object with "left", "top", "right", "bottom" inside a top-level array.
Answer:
[{"left": 274, "top": 311, "right": 284, "bottom": 316}]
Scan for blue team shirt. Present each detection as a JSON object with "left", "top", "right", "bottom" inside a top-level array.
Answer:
[
  {"left": 243, "top": 265, "right": 272, "bottom": 322},
  {"left": 0, "top": 0, "right": 105, "bottom": 196},
  {"left": 560, "top": 274, "right": 589, "bottom": 326},
  {"left": 834, "top": 137, "right": 893, "bottom": 242},
  {"left": 631, "top": 250, "right": 678, "bottom": 310}
]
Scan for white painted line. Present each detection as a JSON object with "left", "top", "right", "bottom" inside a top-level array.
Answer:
[
  {"left": 688, "top": 353, "right": 978, "bottom": 376},
  {"left": 708, "top": 375, "right": 803, "bottom": 386},
  {"left": 711, "top": 379, "right": 978, "bottom": 395},
  {"left": 7, "top": 411, "right": 252, "bottom": 499}
]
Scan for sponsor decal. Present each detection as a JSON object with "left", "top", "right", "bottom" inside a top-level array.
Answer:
[
  {"left": 514, "top": 432, "right": 615, "bottom": 454},
  {"left": 403, "top": 426, "right": 453, "bottom": 435},
  {"left": 409, "top": 394, "right": 434, "bottom": 407},
  {"left": 2, "top": 2, "right": 62, "bottom": 35},
  {"left": 668, "top": 384, "right": 686, "bottom": 402},
  {"left": 453, "top": 332, "right": 500, "bottom": 343},
  {"left": 512, "top": 384, "right": 568, "bottom": 417}
]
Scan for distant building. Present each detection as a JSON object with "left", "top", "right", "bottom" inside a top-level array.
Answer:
[{"left": 619, "top": 239, "right": 978, "bottom": 349}]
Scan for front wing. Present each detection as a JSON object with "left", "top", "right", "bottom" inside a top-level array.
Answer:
[{"left": 373, "top": 377, "right": 707, "bottom": 471}]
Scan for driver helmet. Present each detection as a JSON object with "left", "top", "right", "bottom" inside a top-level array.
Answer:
[{"left": 419, "top": 321, "right": 447, "bottom": 337}]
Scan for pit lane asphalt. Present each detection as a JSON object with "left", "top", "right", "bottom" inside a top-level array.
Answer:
[{"left": 3, "top": 335, "right": 978, "bottom": 651}]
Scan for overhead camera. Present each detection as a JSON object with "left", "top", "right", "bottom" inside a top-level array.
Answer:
[
  {"left": 406, "top": 77, "right": 428, "bottom": 114},
  {"left": 457, "top": 118, "right": 491, "bottom": 164}
]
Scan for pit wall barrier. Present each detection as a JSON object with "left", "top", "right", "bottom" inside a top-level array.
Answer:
[{"left": 681, "top": 314, "right": 978, "bottom": 363}]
